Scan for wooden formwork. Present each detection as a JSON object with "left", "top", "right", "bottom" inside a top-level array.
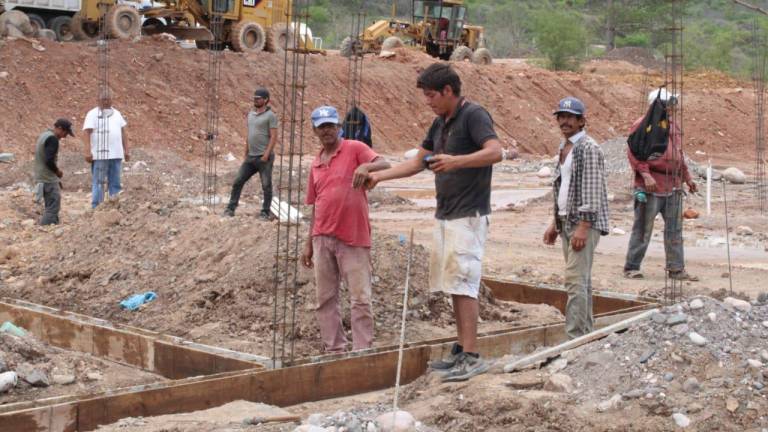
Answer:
[{"left": 0, "top": 279, "right": 655, "bottom": 432}]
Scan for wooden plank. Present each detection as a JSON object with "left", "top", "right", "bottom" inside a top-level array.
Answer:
[
  {"left": 0, "top": 403, "right": 76, "bottom": 432},
  {"left": 503, "top": 308, "right": 658, "bottom": 373}
]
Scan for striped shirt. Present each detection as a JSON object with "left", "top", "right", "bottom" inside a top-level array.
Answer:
[{"left": 553, "top": 133, "right": 610, "bottom": 235}]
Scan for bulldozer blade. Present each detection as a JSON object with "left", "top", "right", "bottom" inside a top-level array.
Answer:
[{"left": 143, "top": 25, "right": 213, "bottom": 41}]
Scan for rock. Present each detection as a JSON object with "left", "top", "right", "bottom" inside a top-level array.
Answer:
[
  {"left": 536, "top": 166, "right": 552, "bottom": 178},
  {"left": 0, "top": 371, "right": 17, "bottom": 393},
  {"left": 673, "top": 324, "right": 690, "bottom": 335},
  {"left": 293, "top": 426, "right": 326, "bottom": 432},
  {"left": 639, "top": 349, "right": 656, "bottom": 363},
  {"left": 688, "top": 403, "right": 703, "bottom": 414},
  {"left": 726, "top": 397, "right": 739, "bottom": 413},
  {"left": 0, "top": 72, "right": 9, "bottom": 80},
  {"left": 688, "top": 298, "right": 704, "bottom": 310},
  {"left": 151, "top": 53, "right": 164, "bottom": 61},
  {"left": 0, "top": 152, "right": 14, "bottom": 163},
  {"left": 375, "top": 411, "right": 415, "bottom": 432},
  {"left": 682, "top": 377, "right": 700, "bottom": 393},
  {"left": 688, "top": 332, "right": 707, "bottom": 346},
  {"left": 682, "top": 208, "right": 699, "bottom": 219},
  {"left": 708, "top": 312, "right": 717, "bottom": 322},
  {"left": 611, "top": 227, "right": 626, "bottom": 235},
  {"left": 307, "top": 413, "right": 325, "bottom": 426},
  {"left": 17, "top": 364, "right": 50, "bottom": 387},
  {"left": 672, "top": 413, "right": 690, "bottom": 428},
  {"left": 736, "top": 226, "right": 754, "bottom": 236},
  {"left": 754, "top": 381, "right": 765, "bottom": 390},
  {"left": 0, "top": 358, "right": 6, "bottom": 373},
  {"left": 763, "top": 321, "right": 768, "bottom": 328},
  {"left": 37, "top": 28, "right": 56, "bottom": 40},
  {"left": 664, "top": 372, "right": 675, "bottom": 382},
  {"left": 21, "top": 219, "right": 35, "bottom": 227},
  {"left": 584, "top": 351, "right": 614, "bottom": 368},
  {"left": 544, "top": 373, "right": 573, "bottom": 393},
  {"left": 506, "top": 371, "right": 546, "bottom": 389},
  {"left": 723, "top": 167, "right": 746, "bottom": 184},
  {"left": 622, "top": 388, "right": 645, "bottom": 399},
  {"left": 747, "top": 359, "right": 763, "bottom": 369},
  {"left": 86, "top": 371, "right": 103, "bottom": 381},
  {"left": 132, "top": 161, "right": 148, "bottom": 171},
  {"left": 761, "top": 350, "right": 768, "bottom": 363},
  {"left": 95, "top": 209, "right": 121, "bottom": 227},
  {"left": 666, "top": 313, "right": 688, "bottom": 326},
  {"left": 597, "top": 394, "right": 622, "bottom": 412},
  {"left": 52, "top": 374, "right": 75, "bottom": 385},
  {"left": 547, "top": 358, "right": 568, "bottom": 373},
  {"left": 651, "top": 313, "right": 667, "bottom": 324},
  {"left": 724, "top": 297, "right": 751, "bottom": 313}
]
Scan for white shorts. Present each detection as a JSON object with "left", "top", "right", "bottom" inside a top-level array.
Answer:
[{"left": 429, "top": 214, "right": 489, "bottom": 298}]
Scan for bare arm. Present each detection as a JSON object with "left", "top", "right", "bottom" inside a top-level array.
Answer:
[
  {"left": 121, "top": 128, "right": 130, "bottom": 161},
  {"left": 301, "top": 206, "right": 315, "bottom": 268},
  {"left": 367, "top": 148, "right": 430, "bottom": 188},
  {"left": 262, "top": 127, "right": 278, "bottom": 161},
  {"left": 352, "top": 156, "right": 391, "bottom": 188},
  {"left": 83, "top": 128, "right": 93, "bottom": 162},
  {"left": 429, "top": 138, "right": 503, "bottom": 172}
]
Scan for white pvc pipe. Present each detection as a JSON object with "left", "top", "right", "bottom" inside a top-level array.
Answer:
[{"left": 706, "top": 160, "right": 712, "bottom": 216}]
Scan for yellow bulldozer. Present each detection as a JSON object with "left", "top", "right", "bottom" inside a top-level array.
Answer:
[
  {"left": 70, "top": 0, "right": 315, "bottom": 53},
  {"left": 340, "top": 0, "right": 491, "bottom": 65}
]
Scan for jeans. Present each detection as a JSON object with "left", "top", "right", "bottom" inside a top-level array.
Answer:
[
  {"left": 92, "top": 159, "right": 122, "bottom": 208},
  {"left": 226, "top": 154, "right": 274, "bottom": 214},
  {"left": 559, "top": 218, "right": 600, "bottom": 339},
  {"left": 624, "top": 192, "right": 685, "bottom": 273},
  {"left": 40, "top": 182, "right": 61, "bottom": 225}
]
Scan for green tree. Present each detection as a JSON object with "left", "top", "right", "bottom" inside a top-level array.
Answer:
[{"left": 530, "top": 8, "right": 588, "bottom": 70}]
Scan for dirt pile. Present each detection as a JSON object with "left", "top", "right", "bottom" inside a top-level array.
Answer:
[
  {"left": 0, "top": 37, "right": 756, "bottom": 164},
  {"left": 602, "top": 47, "right": 664, "bottom": 70},
  {"left": 0, "top": 325, "right": 163, "bottom": 404}
]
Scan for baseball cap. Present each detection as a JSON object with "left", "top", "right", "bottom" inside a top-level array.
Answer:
[
  {"left": 54, "top": 118, "right": 75, "bottom": 137},
  {"left": 254, "top": 88, "right": 270, "bottom": 99},
  {"left": 311, "top": 106, "right": 340, "bottom": 127},
  {"left": 553, "top": 97, "right": 586, "bottom": 116},
  {"left": 648, "top": 88, "right": 678, "bottom": 105}
]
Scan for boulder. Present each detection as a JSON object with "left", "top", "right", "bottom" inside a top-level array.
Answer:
[
  {"left": 722, "top": 167, "right": 746, "bottom": 184},
  {"left": 375, "top": 411, "right": 415, "bottom": 432},
  {"left": 544, "top": 373, "right": 573, "bottom": 393}
]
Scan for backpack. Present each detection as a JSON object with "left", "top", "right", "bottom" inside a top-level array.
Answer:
[
  {"left": 627, "top": 90, "right": 670, "bottom": 161},
  {"left": 342, "top": 105, "right": 372, "bottom": 147}
]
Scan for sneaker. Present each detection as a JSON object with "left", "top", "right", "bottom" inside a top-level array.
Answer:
[
  {"left": 259, "top": 211, "right": 271, "bottom": 221},
  {"left": 624, "top": 270, "right": 644, "bottom": 279},
  {"left": 429, "top": 342, "right": 462, "bottom": 371},
  {"left": 668, "top": 270, "right": 699, "bottom": 282},
  {"left": 441, "top": 353, "right": 490, "bottom": 383},
  {"left": 222, "top": 208, "right": 235, "bottom": 217}
]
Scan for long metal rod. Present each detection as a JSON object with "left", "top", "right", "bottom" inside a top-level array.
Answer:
[
  {"left": 393, "top": 228, "right": 414, "bottom": 412},
  {"left": 95, "top": 1, "right": 110, "bottom": 204},
  {"left": 722, "top": 181, "right": 734, "bottom": 295},
  {"left": 753, "top": 18, "right": 767, "bottom": 215},
  {"left": 202, "top": 9, "right": 224, "bottom": 208}
]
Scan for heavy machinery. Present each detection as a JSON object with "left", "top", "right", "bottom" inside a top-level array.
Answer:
[
  {"left": 340, "top": 0, "right": 491, "bottom": 65},
  {"left": 70, "top": 0, "right": 315, "bottom": 53}
]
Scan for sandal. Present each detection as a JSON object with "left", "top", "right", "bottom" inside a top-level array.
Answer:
[
  {"left": 624, "top": 270, "right": 644, "bottom": 279},
  {"left": 668, "top": 270, "right": 699, "bottom": 282}
]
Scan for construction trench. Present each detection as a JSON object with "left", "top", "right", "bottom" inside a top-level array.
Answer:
[{"left": 0, "top": 279, "right": 654, "bottom": 431}]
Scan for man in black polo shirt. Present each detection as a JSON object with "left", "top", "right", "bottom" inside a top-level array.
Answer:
[{"left": 366, "top": 63, "right": 506, "bottom": 382}]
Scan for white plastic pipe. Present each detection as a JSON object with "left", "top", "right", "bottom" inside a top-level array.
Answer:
[{"left": 706, "top": 160, "right": 712, "bottom": 216}]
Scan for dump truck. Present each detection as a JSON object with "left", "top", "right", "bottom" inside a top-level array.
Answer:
[
  {"left": 70, "top": 0, "right": 316, "bottom": 53},
  {"left": 340, "top": 0, "right": 491, "bottom": 65},
  {"left": 1, "top": 0, "right": 80, "bottom": 41}
]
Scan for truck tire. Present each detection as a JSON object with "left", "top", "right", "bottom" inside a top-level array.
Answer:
[
  {"left": 449, "top": 45, "right": 473, "bottom": 62},
  {"left": 50, "top": 16, "right": 74, "bottom": 42},
  {"left": 471, "top": 47, "right": 492, "bottom": 65},
  {"left": 106, "top": 4, "right": 141, "bottom": 39},
  {"left": 339, "top": 36, "right": 353, "bottom": 57},
  {"left": 230, "top": 21, "right": 265, "bottom": 53},
  {"left": 71, "top": 11, "right": 98, "bottom": 41},
  {"left": 381, "top": 36, "right": 403, "bottom": 50},
  {"left": 266, "top": 23, "right": 292, "bottom": 53},
  {"left": 27, "top": 13, "right": 46, "bottom": 35}
]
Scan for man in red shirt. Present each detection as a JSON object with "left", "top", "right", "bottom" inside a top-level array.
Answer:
[
  {"left": 300, "top": 105, "right": 390, "bottom": 353},
  {"left": 624, "top": 89, "right": 698, "bottom": 281}
]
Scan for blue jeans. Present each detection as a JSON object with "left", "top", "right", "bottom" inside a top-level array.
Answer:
[
  {"left": 624, "top": 192, "right": 685, "bottom": 273},
  {"left": 92, "top": 159, "right": 122, "bottom": 208}
]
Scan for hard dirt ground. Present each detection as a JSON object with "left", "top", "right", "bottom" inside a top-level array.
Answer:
[{"left": 1, "top": 36, "right": 768, "bottom": 429}]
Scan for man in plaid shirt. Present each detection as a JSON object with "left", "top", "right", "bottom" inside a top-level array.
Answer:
[{"left": 543, "top": 97, "right": 609, "bottom": 339}]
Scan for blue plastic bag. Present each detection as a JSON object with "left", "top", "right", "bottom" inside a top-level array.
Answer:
[{"left": 120, "top": 292, "right": 157, "bottom": 311}]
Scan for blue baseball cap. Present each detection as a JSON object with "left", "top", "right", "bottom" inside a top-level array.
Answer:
[
  {"left": 553, "top": 97, "right": 586, "bottom": 116},
  {"left": 311, "top": 106, "right": 340, "bottom": 127}
]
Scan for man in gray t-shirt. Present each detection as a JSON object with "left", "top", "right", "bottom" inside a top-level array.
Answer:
[{"left": 225, "top": 88, "right": 278, "bottom": 219}]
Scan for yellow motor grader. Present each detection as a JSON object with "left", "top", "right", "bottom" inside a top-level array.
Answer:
[{"left": 340, "top": 0, "right": 491, "bottom": 65}]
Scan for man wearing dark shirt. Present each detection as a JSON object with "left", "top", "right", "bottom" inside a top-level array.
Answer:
[
  {"left": 34, "top": 118, "right": 74, "bottom": 225},
  {"left": 366, "top": 63, "right": 508, "bottom": 382}
]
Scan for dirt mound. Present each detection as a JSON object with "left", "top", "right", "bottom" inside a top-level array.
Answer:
[
  {"left": 602, "top": 47, "right": 663, "bottom": 70},
  {"left": 0, "top": 37, "right": 755, "bottom": 164}
]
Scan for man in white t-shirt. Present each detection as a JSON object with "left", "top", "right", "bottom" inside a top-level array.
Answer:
[{"left": 83, "top": 94, "right": 129, "bottom": 208}]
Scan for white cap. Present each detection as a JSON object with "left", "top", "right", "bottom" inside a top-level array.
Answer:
[{"left": 648, "top": 88, "right": 678, "bottom": 105}]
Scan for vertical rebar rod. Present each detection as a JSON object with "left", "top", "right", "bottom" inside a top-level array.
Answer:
[
  {"left": 344, "top": 12, "right": 366, "bottom": 142},
  {"left": 393, "top": 228, "right": 415, "bottom": 412},
  {"left": 95, "top": 1, "right": 110, "bottom": 204},
  {"left": 722, "top": 181, "right": 734, "bottom": 295},
  {"left": 202, "top": 7, "right": 224, "bottom": 208},
  {"left": 753, "top": 18, "right": 767, "bottom": 215}
]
